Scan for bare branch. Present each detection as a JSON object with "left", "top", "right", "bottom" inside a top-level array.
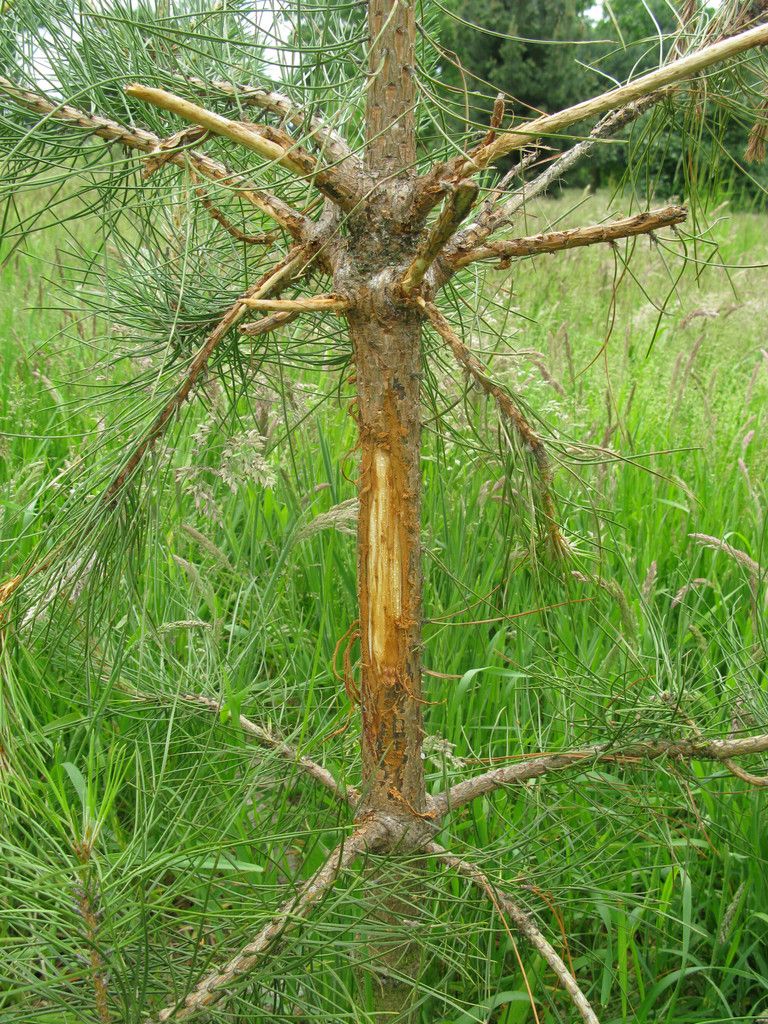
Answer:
[
  {"left": 104, "top": 246, "right": 312, "bottom": 502},
  {"left": 426, "top": 843, "right": 600, "bottom": 1024},
  {"left": 0, "top": 77, "right": 309, "bottom": 240},
  {"left": 187, "top": 167, "right": 278, "bottom": 246},
  {"left": 125, "top": 84, "right": 366, "bottom": 210},
  {"left": 400, "top": 181, "right": 478, "bottom": 295},
  {"left": 434, "top": 733, "right": 768, "bottom": 816},
  {"left": 417, "top": 299, "right": 568, "bottom": 559},
  {"left": 238, "top": 310, "right": 300, "bottom": 337},
  {"left": 154, "top": 819, "right": 389, "bottom": 1022},
  {"left": 453, "top": 21, "right": 768, "bottom": 175},
  {"left": 124, "top": 685, "right": 357, "bottom": 806},
  {"left": 448, "top": 206, "right": 687, "bottom": 270},
  {"left": 180, "top": 75, "right": 357, "bottom": 168},
  {"left": 243, "top": 294, "right": 350, "bottom": 313}
]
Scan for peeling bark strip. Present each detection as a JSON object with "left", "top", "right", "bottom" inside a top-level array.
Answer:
[{"left": 350, "top": 309, "right": 426, "bottom": 816}]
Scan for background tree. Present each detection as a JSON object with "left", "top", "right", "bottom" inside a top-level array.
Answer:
[{"left": 1, "top": 1, "right": 768, "bottom": 1022}]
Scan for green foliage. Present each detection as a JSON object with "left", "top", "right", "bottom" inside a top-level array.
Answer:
[{"left": 2, "top": 191, "right": 767, "bottom": 1021}]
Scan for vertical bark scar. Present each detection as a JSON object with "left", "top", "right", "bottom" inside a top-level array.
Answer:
[{"left": 368, "top": 448, "right": 403, "bottom": 667}]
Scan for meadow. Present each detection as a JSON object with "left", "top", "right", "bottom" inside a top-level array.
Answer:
[{"left": 1, "top": 189, "right": 767, "bottom": 1023}]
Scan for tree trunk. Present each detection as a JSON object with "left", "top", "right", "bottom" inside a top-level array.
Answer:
[
  {"left": 344, "top": 7, "right": 427, "bottom": 1015},
  {"left": 351, "top": 310, "right": 425, "bottom": 818}
]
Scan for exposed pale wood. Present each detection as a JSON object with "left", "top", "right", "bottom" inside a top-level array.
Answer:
[
  {"left": 125, "top": 84, "right": 364, "bottom": 210},
  {"left": 0, "top": 76, "right": 308, "bottom": 240},
  {"left": 238, "top": 310, "right": 299, "bottom": 336},
  {"left": 450, "top": 206, "right": 687, "bottom": 269},
  {"left": 400, "top": 181, "right": 478, "bottom": 294},
  {"left": 243, "top": 294, "right": 350, "bottom": 313},
  {"left": 180, "top": 74, "right": 358, "bottom": 168},
  {"left": 456, "top": 21, "right": 768, "bottom": 173}
]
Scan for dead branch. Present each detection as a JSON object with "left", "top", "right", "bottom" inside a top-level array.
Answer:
[
  {"left": 452, "top": 22, "right": 768, "bottom": 175},
  {"left": 187, "top": 167, "right": 278, "bottom": 245},
  {"left": 124, "top": 685, "right": 357, "bottom": 805},
  {"left": 0, "top": 77, "right": 309, "bottom": 240},
  {"left": 426, "top": 842, "right": 600, "bottom": 1024},
  {"left": 448, "top": 206, "right": 687, "bottom": 270},
  {"left": 180, "top": 75, "right": 357, "bottom": 168},
  {"left": 400, "top": 181, "right": 478, "bottom": 295},
  {"left": 154, "top": 818, "right": 389, "bottom": 1022},
  {"left": 433, "top": 732, "right": 768, "bottom": 816},
  {"left": 417, "top": 299, "right": 568, "bottom": 559},
  {"left": 446, "top": 97, "right": 662, "bottom": 266},
  {"left": 104, "top": 246, "right": 312, "bottom": 502},
  {"left": 243, "top": 294, "right": 350, "bottom": 313},
  {"left": 125, "top": 85, "right": 365, "bottom": 211},
  {"left": 239, "top": 310, "right": 300, "bottom": 336}
]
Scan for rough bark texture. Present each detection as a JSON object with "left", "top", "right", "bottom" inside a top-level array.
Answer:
[
  {"left": 366, "top": 0, "right": 417, "bottom": 176},
  {"left": 350, "top": 306, "right": 425, "bottom": 818}
]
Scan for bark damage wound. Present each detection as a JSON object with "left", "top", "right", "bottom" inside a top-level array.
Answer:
[{"left": 350, "top": 302, "right": 426, "bottom": 819}]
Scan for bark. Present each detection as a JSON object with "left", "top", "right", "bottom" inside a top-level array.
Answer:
[{"left": 350, "top": 307, "right": 426, "bottom": 818}]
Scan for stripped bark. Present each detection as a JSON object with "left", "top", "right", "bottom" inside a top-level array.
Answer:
[
  {"left": 179, "top": 74, "right": 357, "bottom": 168},
  {"left": 450, "top": 22, "right": 768, "bottom": 174},
  {"left": 0, "top": 77, "right": 308, "bottom": 240},
  {"left": 125, "top": 85, "right": 366, "bottom": 210}
]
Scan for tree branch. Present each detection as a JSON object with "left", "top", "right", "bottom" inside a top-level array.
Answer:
[
  {"left": 448, "top": 97, "right": 661, "bottom": 261},
  {"left": 453, "top": 21, "right": 768, "bottom": 175},
  {"left": 125, "top": 84, "right": 366, "bottom": 211},
  {"left": 154, "top": 818, "right": 389, "bottom": 1022},
  {"left": 243, "top": 294, "right": 350, "bottom": 313},
  {"left": 124, "top": 685, "right": 358, "bottom": 806},
  {"left": 417, "top": 299, "right": 567, "bottom": 559},
  {"left": 433, "top": 732, "right": 768, "bottom": 816},
  {"left": 0, "top": 77, "right": 309, "bottom": 241},
  {"left": 400, "top": 181, "right": 478, "bottom": 295},
  {"left": 104, "top": 246, "right": 313, "bottom": 502},
  {"left": 448, "top": 206, "right": 686, "bottom": 270},
  {"left": 426, "top": 843, "right": 600, "bottom": 1024},
  {"left": 179, "top": 75, "right": 357, "bottom": 169},
  {"left": 238, "top": 310, "right": 300, "bottom": 337}
]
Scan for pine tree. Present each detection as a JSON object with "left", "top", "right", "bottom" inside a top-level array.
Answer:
[{"left": 2, "top": 2, "right": 768, "bottom": 1021}]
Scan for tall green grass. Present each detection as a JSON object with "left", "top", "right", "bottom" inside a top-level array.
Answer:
[{"left": 1, "top": 192, "right": 766, "bottom": 1022}]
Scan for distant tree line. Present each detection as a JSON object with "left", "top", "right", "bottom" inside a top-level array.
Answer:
[{"left": 438, "top": 0, "right": 768, "bottom": 204}]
